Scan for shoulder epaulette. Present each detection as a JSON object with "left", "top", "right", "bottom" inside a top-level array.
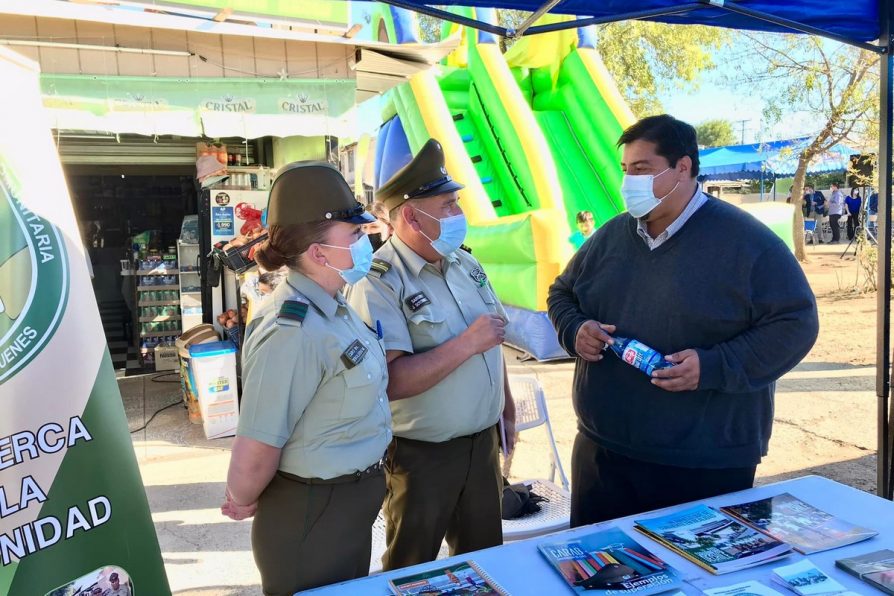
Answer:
[
  {"left": 460, "top": 244, "right": 473, "bottom": 254},
  {"left": 369, "top": 258, "right": 392, "bottom": 278},
  {"left": 277, "top": 299, "right": 308, "bottom": 326}
]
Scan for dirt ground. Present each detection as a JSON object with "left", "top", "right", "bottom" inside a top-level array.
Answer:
[{"left": 125, "top": 237, "right": 881, "bottom": 595}]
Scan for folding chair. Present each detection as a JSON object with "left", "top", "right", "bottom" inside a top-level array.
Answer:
[
  {"left": 804, "top": 220, "right": 818, "bottom": 246},
  {"left": 502, "top": 375, "right": 571, "bottom": 542},
  {"left": 369, "top": 512, "right": 451, "bottom": 574}
]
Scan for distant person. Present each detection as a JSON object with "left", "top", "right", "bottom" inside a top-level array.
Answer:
[
  {"left": 845, "top": 189, "right": 863, "bottom": 241},
  {"left": 868, "top": 190, "right": 879, "bottom": 234},
  {"left": 257, "top": 271, "right": 285, "bottom": 295},
  {"left": 570, "top": 211, "right": 596, "bottom": 249},
  {"left": 547, "top": 114, "right": 819, "bottom": 526},
  {"left": 828, "top": 182, "right": 845, "bottom": 243},
  {"left": 106, "top": 573, "right": 131, "bottom": 596},
  {"left": 804, "top": 185, "right": 826, "bottom": 243},
  {"left": 362, "top": 202, "right": 392, "bottom": 251}
]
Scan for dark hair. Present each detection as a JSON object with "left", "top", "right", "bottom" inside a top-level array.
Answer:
[
  {"left": 617, "top": 114, "right": 700, "bottom": 177},
  {"left": 576, "top": 210, "right": 594, "bottom": 223},
  {"left": 831, "top": 181, "right": 841, "bottom": 189},
  {"left": 254, "top": 222, "right": 336, "bottom": 272}
]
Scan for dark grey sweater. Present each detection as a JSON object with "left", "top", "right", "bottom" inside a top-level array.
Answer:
[{"left": 547, "top": 198, "right": 818, "bottom": 468}]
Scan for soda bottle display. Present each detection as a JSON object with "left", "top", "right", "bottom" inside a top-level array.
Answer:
[{"left": 606, "top": 336, "right": 675, "bottom": 376}]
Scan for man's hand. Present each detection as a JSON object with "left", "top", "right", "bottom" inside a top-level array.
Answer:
[
  {"left": 651, "top": 349, "right": 700, "bottom": 392},
  {"left": 462, "top": 314, "right": 506, "bottom": 355},
  {"left": 221, "top": 489, "right": 258, "bottom": 521},
  {"left": 501, "top": 412, "right": 517, "bottom": 455},
  {"left": 574, "top": 321, "right": 616, "bottom": 362}
]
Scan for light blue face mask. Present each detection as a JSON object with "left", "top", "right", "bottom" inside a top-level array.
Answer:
[
  {"left": 415, "top": 208, "right": 468, "bottom": 256},
  {"left": 320, "top": 234, "right": 373, "bottom": 285},
  {"left": 620, "top": 167, "right": 680, "bottom": 219}
]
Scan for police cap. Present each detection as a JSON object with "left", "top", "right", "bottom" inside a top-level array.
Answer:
[
  {"left": 267, "top": 162, "right": 374, "bottom": 226},
  {"left": 376, "top": 139, "right": 464, "bottom": 211}
]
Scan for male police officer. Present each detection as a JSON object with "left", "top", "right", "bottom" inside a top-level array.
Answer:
[{"left": 348, "top": 139, "right": 516, "bottom": 570}]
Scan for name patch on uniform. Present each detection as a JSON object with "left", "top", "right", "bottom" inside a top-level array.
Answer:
[
  {"left": 469, "top": 267, "right": 488, "bottom": 287},
  {"left": 404, "top": 291, "right": 431, "bottom": 312},
  {"left": 341, "top": 339, "right": 368, "bottom": 369},
  {"left": 277, "top": 300, "right": 308, "bottom": 324}
]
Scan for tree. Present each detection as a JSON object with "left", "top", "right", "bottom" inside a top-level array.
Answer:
[
  {"left": 741, "top": 33, "right": 879, "bottom": 261},
  {"left": 696, "top": 119, "right": 737, "bottom": 147},
  {"left": 596, "top": 22, "right": 729, "bottom": 117}
]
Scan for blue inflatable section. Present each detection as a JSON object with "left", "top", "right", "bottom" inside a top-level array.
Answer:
[
  {"left": 504, "top": 305, "right": 571, "bottom": 361},
  {"left": 390, "top": 6, "right": 420, "bottom": 44},
  {"left": 375, "top": 116, "right": 413, "bottom": 188}
]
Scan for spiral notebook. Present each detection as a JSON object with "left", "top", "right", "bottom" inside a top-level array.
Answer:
[{"left": 388, "top": 560, "right": 507, "bottom": 595}]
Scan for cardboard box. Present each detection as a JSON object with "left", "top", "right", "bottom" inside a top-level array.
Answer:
[{"left": 154, "top": 346, "right": 179, "bottom": 371}]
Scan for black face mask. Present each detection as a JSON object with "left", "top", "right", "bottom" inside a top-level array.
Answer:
[{"left": 368, "top": 233, "right": 385, "bottom": 252}]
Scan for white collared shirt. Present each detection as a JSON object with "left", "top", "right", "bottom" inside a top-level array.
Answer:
[{"left": 636, "top": 185, "right": 708, "bottom": 250}]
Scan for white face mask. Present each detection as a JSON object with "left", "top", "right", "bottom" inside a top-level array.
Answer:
[{"left": 620, "top": 167, "right": 680, "bottom": 218}]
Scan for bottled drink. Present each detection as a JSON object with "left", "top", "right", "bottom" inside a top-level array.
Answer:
[{"left": 606, "top": 336, "right": 674, "bottom": 376}]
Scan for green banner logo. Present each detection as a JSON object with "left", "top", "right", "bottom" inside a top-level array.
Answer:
[{"left": 0, "top": 165, "right": 69, "bottom": 385}]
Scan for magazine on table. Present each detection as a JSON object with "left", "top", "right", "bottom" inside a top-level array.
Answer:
[
  {"left": 388, "top": 561, "right": 507, "bottom": 596},
  {"left": 537, "top": 526, "right": 683, "bottom": 594},
  {"left": 719, "top": 493, "right": 877, "bottom": 554},
  {"left": 770, "top": 558, "right": 847, "bottom": 595},
  {"left": 633, "top": 504, "right": 792, "bottom": 575},
  {"left": 836, "top": 549, "right": 894, "bottom": 595}
]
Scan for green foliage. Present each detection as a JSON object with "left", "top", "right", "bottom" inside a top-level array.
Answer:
[
  {"left": 596, "top": 22, "right": 730, "bottom": 117},
  {"left": 696, "top": 119, "right": 737, "bottom": 147}
]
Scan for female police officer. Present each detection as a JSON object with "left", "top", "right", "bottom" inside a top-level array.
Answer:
[{"left": 221, "top": 162, "right": 392, "bottom": 595}]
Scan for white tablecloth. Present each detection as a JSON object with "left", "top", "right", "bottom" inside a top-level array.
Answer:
[{"left": 302, "top": 475, "right": 894, "bottom": 595}]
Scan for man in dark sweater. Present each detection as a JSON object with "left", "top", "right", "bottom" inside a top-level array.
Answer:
[{"left": 547, "top": 115, "right": 819, "bottom": 526}]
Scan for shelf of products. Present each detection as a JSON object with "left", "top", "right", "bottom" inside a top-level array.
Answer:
[
  {"left": 178, "top": 240, "right": 203, "bottom": 334},
  {"left": 135, "top": 250, "right": 182, "bottom": 368}
]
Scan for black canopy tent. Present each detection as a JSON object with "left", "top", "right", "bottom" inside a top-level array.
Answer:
[{"left": 371, "top": 0, "right": 894, "bottom": 498}]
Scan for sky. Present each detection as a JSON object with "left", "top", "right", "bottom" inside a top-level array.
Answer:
[{"left": 655, "top": 43, "right": 828, "bottom": 146}]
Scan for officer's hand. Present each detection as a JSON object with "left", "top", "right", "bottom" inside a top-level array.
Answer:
[
  {"left": 221, "top": 491, "right": 258, "bottom": 521},
  {"left": 501, "top": 414, "right": 517, "bottom": 455},
  {"left": 651, "top": 349, "right": 700, "bottom": 392},
  {"left": 463, "top": 314, "right": 506, "bottom": 355},
  {"left": 575, "top": 321, "right": 616, "bottom": 362}
]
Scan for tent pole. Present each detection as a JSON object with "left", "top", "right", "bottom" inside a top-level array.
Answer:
[
  {"left": 878, "top": 0, "right": 894, "bottom": 501},
  {"left": 507, "top": 0, "right": 562, "bottom": 38}
]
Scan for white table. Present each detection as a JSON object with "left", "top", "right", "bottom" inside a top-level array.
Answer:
[{"left": 302, "top": 475, "right": 894, "bottom": 595}]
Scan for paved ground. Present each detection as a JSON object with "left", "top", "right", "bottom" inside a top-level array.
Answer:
[{"left": 125, "top": 241, "right": 878, "bottom": 594}]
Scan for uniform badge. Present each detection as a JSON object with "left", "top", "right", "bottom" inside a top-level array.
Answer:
[
  {"left": 469, "top": 267, "right": 488, "bottom": 288},
  {"left": 277, "top": 300, "right": 308, "bottom": 324},
  {"left": 405, "top": 291, "right": 431, "bottom": 312},
  {"left": 341, "top": 339, "right": 368, "bottom": 369}
]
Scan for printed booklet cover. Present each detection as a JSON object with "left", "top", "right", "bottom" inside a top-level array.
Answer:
[
  {"left": 537, "top": 526, "right": 683, "bottom": 594},
  {"left": 836, "top": 549, "right": 894, "bottom": 595},
  {"left": 388, "top": 561, "right": 507, "bottom": 596},
  {"left": 771, "top": 558, "right": 847, "bottom": 596},
  {"left": 720, "top": 493, "right": 877, "bottom": 554},
  {"left": 634, "top": 504, "right": 792, "bottom": 574}
]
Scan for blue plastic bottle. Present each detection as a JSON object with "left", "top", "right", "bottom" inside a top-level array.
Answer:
[{"left": 606, "top": 337, "right": 674, "bottom": 376}]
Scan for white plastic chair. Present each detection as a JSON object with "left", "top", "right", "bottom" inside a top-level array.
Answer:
[
  {"left": 369, "top": 511, "right": 451, "bottom": 574},
  {"left": 502, "top": 375, "right": 571, "bottom": 542}
]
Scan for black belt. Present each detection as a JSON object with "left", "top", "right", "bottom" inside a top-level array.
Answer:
[{"left": 278, "top": 460, "right": 384, "bottom": 485}]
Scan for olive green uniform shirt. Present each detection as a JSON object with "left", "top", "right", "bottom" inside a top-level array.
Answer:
[
  {"left": 237, "top": 271, "right": 392, "bottom": 479},
  {"left": 348, "top": 235, "right": 506, "bottom": 442}
]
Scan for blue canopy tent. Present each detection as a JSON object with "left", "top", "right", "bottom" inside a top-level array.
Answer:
[
  {"left": 700, "top": 137, "right": 861, "bottom": 181},
  {"left": 369, "top": 0, "right": 894, "bottom": 498}
]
